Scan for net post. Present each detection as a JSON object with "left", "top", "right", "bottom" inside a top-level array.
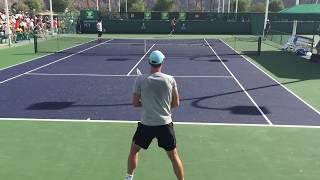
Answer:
[
  {"left": 144, "top": 39, "right": 147, "bottom": 53},
  {"left": 33, "top": 33, "right": 38, "bottom": 54},
  {"left": 258, "top": 36, "right": 262, "bottom": 56}
]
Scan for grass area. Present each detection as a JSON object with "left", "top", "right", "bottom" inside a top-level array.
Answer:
[{"left": 0, "top": 121, "right": 319, "bottom": 180}]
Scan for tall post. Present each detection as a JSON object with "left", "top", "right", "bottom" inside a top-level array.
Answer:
[
  {"left": 218, "top": 0, "right": 220, "bottom": 13},
  {"left": 49, "top": 0, "right": 54, "bottom": 35},
  {"left": 235, "top": 0, "right": 238, "bottom": 13},
  {"left": 227, "top": 0, "right": 231, "bottom": 14},
  {"left": 96, "top": 0, "right": 99, "bottom": 10},
  {"left": 201, "top": 0, "right": 203, "bottom": 11},
  {"left": 222, "top": 0, "right": 225, "bottom": 13},
  {"left": 262, "top": 0, "right": 270, "bottom": 37},
  {"left": 5, "top": 0, "right": 11, "bottom": 46},
  {"left": 292, "top": 0, "right": 299, "bottom": 36},
  {"left": 235, "top": 0, "right": 239, "bottom": 20},
  {"left": 118, "top": 0, "right": 121, "bottom": 12},
  {"left": 126, "top": 0, "right": 128, "bottom": 12},
  {"left": 109, "top": 0, "right": 111, "bottom": 12}
]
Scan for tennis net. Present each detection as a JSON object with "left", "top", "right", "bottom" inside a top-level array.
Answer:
[
  {"left": 34, "top": 34, "right": 96, "bottom": 54},
  {"left": 33, "top": 35, "right": 261, "bottom": 56},
  {"left": 221, "top": 35, "right": 262, "bottom": 55}
]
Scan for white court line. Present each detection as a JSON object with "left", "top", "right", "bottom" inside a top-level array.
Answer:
[
  {"left": 204, "top": 38, "right": 273, "bottom": 125},
  {"left": 126, "top": 44, "right": 155, "bottom": 76},
  {"left": 26, "top": 73, "right": 136, "bottom": 77},
  {"left": 0, "top": 39, "right": 98, "bottom": 71},
  {"left": 220, "top": 39, "right": 320, "bottom": 116},
  {"left": 173, "top": 75, "right": 233, "bottom": 78},
  {"left": 26, "top": 73, "right": 234, "bottom": 78},
  {"left": 0, "top": 117, "right": 319, "bottom": 129},
  {"left": 0, "top": 39, "right": 114, "bottom": 85}
]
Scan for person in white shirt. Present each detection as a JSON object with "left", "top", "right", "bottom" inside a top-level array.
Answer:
[{"left": 96, "top": 19, "right": 102, "bottom": 42}]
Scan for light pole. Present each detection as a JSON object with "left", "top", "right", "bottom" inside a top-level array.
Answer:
[
  {"left": 118, "top": 0, "right": 121, "bottom": 12},
  {"left": 222, "top": 0, "right": 225, "bottom": 13},
  {"left": 96, "top": 0, "right": 99, "bottom": 10},
  {"left": 262, "top": 0, "right": 270, "bottom": 37},
  {"left": 4, "top": 0, "right": 11, "bottom": 46},
  {"left": 126, "top": 0, "right": 128, "bottom": 12},
  {"left": 292, "top": 0, "right": 300, "bottom": 36},
  {"left": 49, "top": 0, "right": 54, "bottom": 35}
]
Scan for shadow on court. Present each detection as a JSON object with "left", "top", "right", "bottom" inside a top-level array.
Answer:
[{"left": 26, "top": 101, "right": 269, "bottom": 116}]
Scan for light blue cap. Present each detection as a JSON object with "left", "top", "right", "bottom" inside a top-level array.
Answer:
[{"left": 149, "top": 50, "right": 165, "bottom": 65}]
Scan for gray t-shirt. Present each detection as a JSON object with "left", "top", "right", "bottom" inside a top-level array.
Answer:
[{"left": 133, "top": 72, "right": 177, "bottom": 126}]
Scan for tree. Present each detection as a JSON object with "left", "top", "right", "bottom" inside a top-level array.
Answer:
[
  {"left": 52, "top": 0, "right": 70, "bottom": 13},
  {"left": 11, "top": 2, "right": 30, "bottom": 13},
  {"left": 152, "top": 0, "right": 175, "bottom": 11},
  {"left": 251, "top": 2, "right": 265, "bottom": 12},
  {"left": 24, "top": 0, "right": 44, "bottom": 12},
  {"left": 269, "top": 0, "right": 284, "bottom": 12},
  {"left": 231, "top": 0, "right": 251, "bottom": 12},
  {"left": 130, "top": 0, "right": 145, "bottom": 11},
  {"left": 121, "top": 0, "right": 144, "bottom": 12}
]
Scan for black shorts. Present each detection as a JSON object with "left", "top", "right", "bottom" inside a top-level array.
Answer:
[
  {"left": 133, "top": 122, "right": 176, "bottom": 151},
  {"left": 98, "top": 31, "right": 102, "bottom": 37}
]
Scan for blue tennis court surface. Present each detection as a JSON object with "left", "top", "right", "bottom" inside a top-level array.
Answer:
[{"left": 0, "top": 38, "right": 319, "bottom": 126}]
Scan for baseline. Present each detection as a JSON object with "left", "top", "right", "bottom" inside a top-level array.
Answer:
[{"left": 0, "top": 117, "right": 320, "bottom": 129}]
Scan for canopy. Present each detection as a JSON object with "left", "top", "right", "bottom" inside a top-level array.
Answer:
[{"left": 280, "top": 4, "right": 320, "bottom": 14}]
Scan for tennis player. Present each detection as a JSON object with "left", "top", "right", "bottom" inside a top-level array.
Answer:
[
  {"left": 125, "top": 50, "right": 184, "bottom": 180},
  {"left": 169, "top": 17, "right": 177, "bottom": 36},
  {"left": 263, "top": 19, "right": 271, "bottom": 39},
  {"left": 96, "top": 19, "right": 102, "bottom": 42}
]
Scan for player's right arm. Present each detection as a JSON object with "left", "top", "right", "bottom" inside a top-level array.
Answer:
[
  {"left": 132, "top": 93, "right": 142, "bottom": 107},
  {"left": 132, "top": 77, "right": 142, "bottom": 107}
]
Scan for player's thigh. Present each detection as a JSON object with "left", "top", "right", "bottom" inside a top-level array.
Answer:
[
  {"left": 132, "top": 122, "right": 154, "bottom": 149},
  {"left": 156, "top": 123, "right": 176, "bottom": 151}
]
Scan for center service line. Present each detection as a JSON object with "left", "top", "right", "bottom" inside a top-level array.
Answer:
[{"left": 126, "top": 44, "right": 155, "bottom": 76}]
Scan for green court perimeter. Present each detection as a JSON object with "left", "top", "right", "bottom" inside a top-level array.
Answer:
[
  {"left": 0, "top": 34, "right": 319, "bottom": 180},
  {"left": 0, "top": 121, "right": 319, "bottom": 180}
]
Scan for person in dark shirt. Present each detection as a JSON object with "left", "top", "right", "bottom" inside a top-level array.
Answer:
[{"left": 169, "top": 17, "right": 177, "bottom": 36}]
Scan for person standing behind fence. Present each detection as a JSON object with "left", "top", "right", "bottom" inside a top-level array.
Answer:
[{"left": 96, "top": 19, "right": 103, "bottom": 42}]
